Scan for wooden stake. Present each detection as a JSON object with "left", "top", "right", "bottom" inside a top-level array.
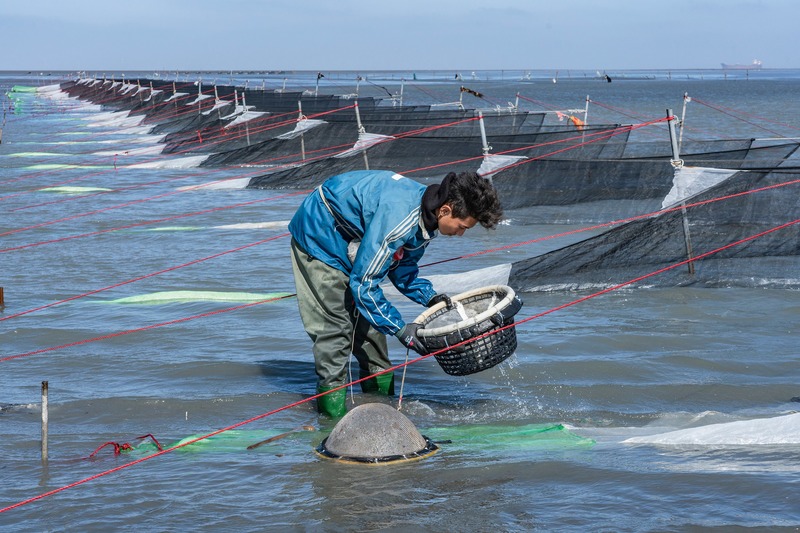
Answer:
[{"left": 41, "top": 381, "right": 49, "bottom": 462}]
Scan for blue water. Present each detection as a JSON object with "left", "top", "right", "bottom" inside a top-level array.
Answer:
[{"left": 1, "top": 71, "right": 799, "bottom": 531}]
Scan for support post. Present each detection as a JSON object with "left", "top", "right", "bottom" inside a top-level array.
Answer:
[
  {"left": 583, "top": 94, "right": 590, "bottom": 128},
  {"left": 478, "top": 111, "right": 491, "bottom": 157},
  {"left": 41, "top": 381, "right": 49, "bottom": 462},
  {"left": 668, "top": 108, "right": 695, "bottom": 276},
  {"left": 354, "top": 102, "right": 369, "bottom": 170},
  {"left": 399, "top": 79, "right": 404, "bottom": 107},
  {"left": 298, "top": 101, "right": 306, "bottom": 160},
  {"left": 511, "top": 93, "right": 520, "bottom": 132},
  {"left": 243, "top": 92, "right": 251, "bottom": 146},
  {"left": 678, "top": 92, "right": 690, "bottom": 152}
]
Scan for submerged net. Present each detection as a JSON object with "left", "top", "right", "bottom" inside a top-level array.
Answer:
[{"left": 508, "top": 167, "right": 800, "bottom": 291}]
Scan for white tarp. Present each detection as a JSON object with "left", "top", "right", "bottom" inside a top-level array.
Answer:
[
  {"left": 276, "top": 118, "right": 327, "bottom": 140},
  {"left": 623, "top": 412, "right": 800, "bottom": 446},
  {"left": 223, "top": 109, "right": 269, "bottom": 128},
  {"left": 334, "top": 132, "right": 395, "bottom": 158},
  {"left": 476, "top": 154, "right": 528, "bottom": 178},
  {"left": 662, "top": 166, "right": 739, "bottom": 209}
]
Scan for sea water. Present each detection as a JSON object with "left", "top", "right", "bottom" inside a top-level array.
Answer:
[{"left": 1, "top": 70, "right": 799, "bottom": 531}]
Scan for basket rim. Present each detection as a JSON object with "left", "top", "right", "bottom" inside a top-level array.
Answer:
[{"left": 414, "top": 285, "right": 518, "bottom": 338}]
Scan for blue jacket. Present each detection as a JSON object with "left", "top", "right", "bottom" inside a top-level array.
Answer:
[{"left": 289, "top": 170, "right": 437, "bottom": 335}]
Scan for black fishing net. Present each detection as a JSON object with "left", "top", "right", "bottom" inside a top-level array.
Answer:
[
  {"left": 245, "top": 125, "right": 629, "bottom": 187},
  {"left": 508, "top": 167, "right": 800, "bottom": 291},
  {"left": 167, "top": 107, "right": 542, "bottom": 155},
  {"left": 492, "top": 141, "right": 799, "bottom": 214},
  {"left": 204, "top": 123, "right": 619, "bottom": 168}
]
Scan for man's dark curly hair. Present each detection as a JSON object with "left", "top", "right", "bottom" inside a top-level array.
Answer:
[{"left": 445, "top": 171, "right": 503, "bottom": 229}]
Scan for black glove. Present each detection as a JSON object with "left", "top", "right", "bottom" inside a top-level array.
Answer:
[
  {"left": 426, "top": 293, "right": 453, "bottom": 309},
  {"left": 395, "top": 323, "right": 428, "bottom": 355}
]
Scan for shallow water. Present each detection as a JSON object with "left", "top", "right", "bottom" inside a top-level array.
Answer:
[{"left": 1, "top": 71, "right": 799, "bottom": 531}]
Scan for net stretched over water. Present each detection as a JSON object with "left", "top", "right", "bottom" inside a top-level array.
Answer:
[
  {"left": 176, "top": 107, "right": 544, "bottom": 156},
  {"left": 245, "top": 124, "right": 629, "bottom": 187},
  {"left": 508, "top": 166, "right": 800, "bottom": 291},
  {"left": 492, "top": 141, "right": 799, "bottom": 222}
]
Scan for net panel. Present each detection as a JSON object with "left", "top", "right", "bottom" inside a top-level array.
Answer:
[{"left": 508, "top": 168, "right": 800, "bottom": 291}]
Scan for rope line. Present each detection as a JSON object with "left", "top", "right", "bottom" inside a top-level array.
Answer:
[
  {"left": 690, "top": 96, "right": 799, "bottom": 138},
  {"left": 0, "top": 190, "right": 308, "bottom": 254},
  {"left": 1, "top": 113, "right": 478, "bottom": 238},
  {"left": 422, "top": 174, "right": 800, "bottom": 267},
  {"left": 0, "top": 291, "right": 295, "bottom": 363},
  {"left": 0, "top": 104, "right": 352, "bottom": 202},
  {"left": 2, "top": 215, "right": 796, "bottom": 514},
  {"left": 5, "top": 174, "right": 799, "bottom": 356},
  {"left": 0, "top": 232, "right": 292, "bottom": 322}
]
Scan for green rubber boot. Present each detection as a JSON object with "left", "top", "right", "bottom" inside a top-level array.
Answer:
[
  {"left": 360, "top": 371, "right": 395, "bottom": 396},
  {"left": 316, "top": 385, "right": 347, "bottom": 418}
]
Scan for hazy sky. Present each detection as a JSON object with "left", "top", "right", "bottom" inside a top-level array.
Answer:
[{"left": 2, "top": 0, "right": 796, "bottom": 71}]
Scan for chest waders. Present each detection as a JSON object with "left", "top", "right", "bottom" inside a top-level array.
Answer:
[{"left": 290, "top": 238, "right": 395, "bottom": 418}]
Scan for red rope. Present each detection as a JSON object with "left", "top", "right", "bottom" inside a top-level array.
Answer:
[
  {"left": 5, "top": 174, "right": 800, "bottom": 357},
  {"left": 0, "top": 104, "right": 352, "bottom": 200},
  {"left": 0, "top": 291, "right": 295, "bottom": 363},
  {"left": 3, "top": 216, "right": 797, "bottom": 514},
  {"left": 86, "top": 434, "right": 163, "bottom": 459},
  {"left": 690, "top": 96, "right": 799, "bottom": 137},
  {"left": 1, "top": 113, "right": 480, "bottom": 241},
  {"left": 0, "top": 232, "right": 292, "bottom": 322},
  {"left": 0, "top": 189, "right": 307, "bottom": 253},
  {"left": 423, "top": 174, "right": 800, "bottom": 267}
]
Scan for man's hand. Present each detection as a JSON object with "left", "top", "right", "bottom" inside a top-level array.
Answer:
[
  {"left": 426, "top": 293, "right": 453, "bottom": 309},
  {"left": 395, "top": 323, "right": 428, "bottom": 355}
]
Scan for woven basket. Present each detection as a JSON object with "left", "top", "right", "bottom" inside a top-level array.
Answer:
[{"left": 414, "top": 285, "right": 523, "bottom": 376}]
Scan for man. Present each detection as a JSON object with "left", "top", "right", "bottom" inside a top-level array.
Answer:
[{"left": 289, "top": 170, "right": 503, "bottom": 417}]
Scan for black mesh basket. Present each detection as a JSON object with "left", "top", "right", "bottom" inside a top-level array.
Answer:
[{"left": 414, "top": 285, "right": 523, "bottom": 376}]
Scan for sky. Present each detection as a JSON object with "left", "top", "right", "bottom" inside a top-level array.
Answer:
[{"left": 1, "top": 0, "right": 797, "bottom": 71}]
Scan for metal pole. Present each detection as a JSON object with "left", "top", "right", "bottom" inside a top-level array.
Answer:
[
  {"left": 354, "top": 102, "right": 369, "bottom": 170},
  {"left": 243, "top": 92, "right": 251, "bottom": 147},
  {"left": 512, "top": 93, "right": 520, "bottom": 132},
  {"left": 583, "top": 95, "right": 590, "bottom": 127},
  {"left": 667, "top": 108, "right": 681, "bottom": 164},
  {"left": 478, "top": 111, "right": 491, "bottom": 156},
  {"left": 582, "top": 95, "right": 590, "bottom": 142},
  {"left": 678, "top": 92, "right": 690, "bottom": 152},
  {"left": 41, "top": 381, "right": 49, "bottom": 462},
  {"left": 668, "top": 109, "right": 695, "bottom": 276},
  {"left": 298, "top": 101, "right": 306, "bottom": 160}
]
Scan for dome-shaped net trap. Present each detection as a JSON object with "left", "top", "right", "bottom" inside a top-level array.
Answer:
[{"left": 316, "top": 403, "right": 439, "bottom": 464}]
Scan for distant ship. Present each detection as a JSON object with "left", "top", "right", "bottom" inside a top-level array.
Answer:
[{"left": 721, "top": 59, "right": 763, "bottom": 70}]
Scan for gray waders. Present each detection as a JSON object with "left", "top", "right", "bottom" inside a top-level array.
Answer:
[{"left": 290, "top": 239, "right": 395, "bottom": 417}]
